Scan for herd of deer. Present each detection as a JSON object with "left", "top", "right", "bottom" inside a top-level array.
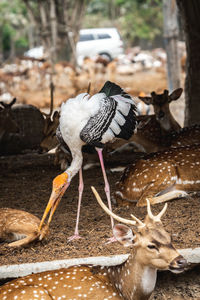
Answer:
[{"left": 0, "top": 84, "right": 199, "bottom": 299}]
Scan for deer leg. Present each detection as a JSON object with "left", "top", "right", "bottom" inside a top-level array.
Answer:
[
  {"left": 68, "top": 168, "right": 84, "bottom": 241},
  {"left": 137, "top": 183, "right": 189, "bottom": 206},
  {"left": 8, "top": 234, "right": 38, "bottom": 247},
  {"left": 149, "top": 189, "right": 188, "bottom": 205}
]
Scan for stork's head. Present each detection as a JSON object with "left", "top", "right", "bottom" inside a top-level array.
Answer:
[{"left": 39, "top": 172, "right": 70, "bottom": 231}]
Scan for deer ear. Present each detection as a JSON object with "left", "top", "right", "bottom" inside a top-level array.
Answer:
[
  {"left": 138, "top": 96, "right": 153, "bottom": 105},
  {"left": 113, "top": 224, "right": 135, "bottom": 247},
  {"left": 169, "top": 88, "right": 183, "bottom": 102},
  {"left": 53, "top": 111, "right": 60, "bottom": 120}
]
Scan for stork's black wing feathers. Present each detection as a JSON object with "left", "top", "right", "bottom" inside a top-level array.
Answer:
[
  {"left": 80, "top": 97, "right": 117, "bottom": 147},
  {"left": 81, "top": 81, "right": 137, "bottom": 147},
  {"left": 99, "top": 81, "right": 132, "bottom": 100},
  {"left": 115, "top": 107, "right": 137, "bottom": 140}
]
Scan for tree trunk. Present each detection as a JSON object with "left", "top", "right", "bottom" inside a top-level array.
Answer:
[
  {"left": 23, "top": 0, "right": 87, "bottom": 67},
  {"left": 63, "top": 0, "right": 86, "bottom": 66},
  {"left": 39, "top": 0, "right": 51, "bottom": 54},
  {"left": 50, "top": 0, "right": 58, "bottom": 62},
  {"left": 0, "top": 27, "right": 3, "bottom": 63},
  {"left": 9, "top": 36, "right": 15, "bottom": 61},
  {"left": 176, "top": 0, "right": 200, "bottom": 126},
  {"left": 163, "top": 0, "right": 181, "bottom": 92}
]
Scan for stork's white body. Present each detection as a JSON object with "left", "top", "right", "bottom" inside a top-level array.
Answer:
[
  {"left": 43, "top": 81, "right": 137, "bottom": 240},
  {"left": 59, "top": 91, "right": 135, "bottom": 179}
]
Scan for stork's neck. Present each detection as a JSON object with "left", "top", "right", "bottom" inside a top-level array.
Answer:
[{"left": 66, "top": 149, "right": 83, "bottom": 179}]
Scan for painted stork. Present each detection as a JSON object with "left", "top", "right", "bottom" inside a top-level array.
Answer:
[{"left": 39, "top": 81, "right": 137, "bottom": 240}]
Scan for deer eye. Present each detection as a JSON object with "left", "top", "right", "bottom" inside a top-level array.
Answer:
[{"left": 147, "top": 244, "right": 158, "bottom": 250}]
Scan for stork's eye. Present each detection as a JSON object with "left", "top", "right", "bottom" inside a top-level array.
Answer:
[{"left": 147, "top": 244, "right": 158, "bottom": 250}]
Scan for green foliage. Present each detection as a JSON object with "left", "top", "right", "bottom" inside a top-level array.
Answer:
[
  {"left": 15, "top": 37, "right": 29, "bottom": 49},
  {"left": 85, "top": 0, "right": 163, "bottom": 47},
  {"left": 121, "top": 0, "right": 163, "bottom": 44},
  {"left": 2, "top": 24, "right": 12, "bottom": 51},
  {"left": 0, "top": 0, "right": 28, "bottom": 57}
]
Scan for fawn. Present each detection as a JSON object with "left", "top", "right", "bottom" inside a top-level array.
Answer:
[
  {"left": 115, "top": 144, "right": 200, "bottom": 207},
  {"left": 0, "top": 187, "right": 187, "bottom": 300},
  {"left": 0, "top": 208, "right": 49, "bottom": 247}
]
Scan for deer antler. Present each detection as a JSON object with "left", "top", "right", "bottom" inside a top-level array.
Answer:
[
  {"left": 130, "top": 214, "right": 145, "bottom": 227},
  {"left": 146, "top": 198, "right": 167, "bottom": 222},
  {"left": 42, "top": 81, "right": 55, "bottom": 118},
  {"left": 87, "top": 82, "right": 91, "bottom": 94},
  {"left": 91, "top": 186, "right": 136, "bottom": 226}
]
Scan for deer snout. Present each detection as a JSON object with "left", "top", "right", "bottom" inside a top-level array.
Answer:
[
  {"left": 169, "top": 255, "right": 188, "bottom": 273},
  {"left": 157, "top": 110, "right": 165, "bottom": 120}
]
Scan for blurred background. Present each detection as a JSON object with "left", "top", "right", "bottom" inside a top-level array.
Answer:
[{"left": 0, "top": 0, "right": 197, "bottom": 127}]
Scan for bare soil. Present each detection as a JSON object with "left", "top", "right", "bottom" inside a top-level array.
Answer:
[{"left": 0, "top": 151, "right": 200, "bottom": 298}]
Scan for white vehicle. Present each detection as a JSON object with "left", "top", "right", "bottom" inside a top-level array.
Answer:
[
  {"left": 76, "top": 28, "right": 124, "bottom": 65},
  {"left": 24, "top": 28, "right": 124, "bottom": 65}
]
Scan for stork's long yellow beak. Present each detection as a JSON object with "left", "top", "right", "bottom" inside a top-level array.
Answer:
[
  {"left": 38, "top": 190, "right": 60, "bottom": 231},
  {"left": 39, "top": 172, "right": 70, "bottom": 231}
]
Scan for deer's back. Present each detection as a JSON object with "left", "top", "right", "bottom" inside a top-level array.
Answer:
[{"left": 0, "top": 266, "right": 122, "bottom": 300}]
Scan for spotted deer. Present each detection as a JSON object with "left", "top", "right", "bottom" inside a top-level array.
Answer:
[
  {"left": 0, "top": 187, "right": 187, "bottom": 300},
  {"left": 107, "top": 88, "right": 183, "bottom": 154},
  {"left": 115, "top": 144, "right": 200, "bottom": 207},
  {"left": 170, "top": 124, "right": 200, "bottom": 148},
  {"left": 0, "top": 208, "right": 49, "bottom": 247}
]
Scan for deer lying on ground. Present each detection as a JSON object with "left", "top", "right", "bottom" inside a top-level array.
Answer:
[
  {"left": 107, "top": 88, "right": 183, "bottom": 154},
  {"left": 0, "top": 98, "right": 19, "bottom": 141},
  {"left": 115, "top": 144, "right": 200, "bottom": 207},
  {"left": 0, "top": 208, "right": 49, "bottom": 247},
  {"left": 170, "top": 124, "right": 200, "bottom": 148},
  {"left": 0, "top": 187, "right": 187, "bottom": 300}
]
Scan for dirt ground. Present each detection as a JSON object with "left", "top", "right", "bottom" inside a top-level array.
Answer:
[{"left": 0, "top": 150, "right": 200, "bottom": 298}]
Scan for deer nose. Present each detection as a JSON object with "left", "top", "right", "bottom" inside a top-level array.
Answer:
[
  {"left": 158, "top": 111, "right": 165, "bottom": 119},
  {"left": 176, "top": 256, "right": 187, "bottom": 268},
  {"left": 170, "top": 255, "right": 188, "bottom": 270}
]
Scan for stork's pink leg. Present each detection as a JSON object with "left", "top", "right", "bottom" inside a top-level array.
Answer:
[
  {"left": 68, "top": 168, "right": 84, "bottom": 241},
  {"left": 96, "top": 148, "right": 115, "bottom": 236}
]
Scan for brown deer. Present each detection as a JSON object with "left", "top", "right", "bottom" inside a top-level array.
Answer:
[
  {"left": 138, "top": 89, "right": 182, "bottom": 132},
  {"left": 107, "top": 88, "right": 183, "bottom": 154},
  {"left": 0, "top": 187, "right": 187, "bottom": 300},
  {"left": 0, "top": 98, "right": 19, "bottom": 140},
  {"left": 0, "top": 208, "right": 49, "bottom": 247},
  {"left": 115, "top": 144, "right": 200, "bottom": 207}
]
